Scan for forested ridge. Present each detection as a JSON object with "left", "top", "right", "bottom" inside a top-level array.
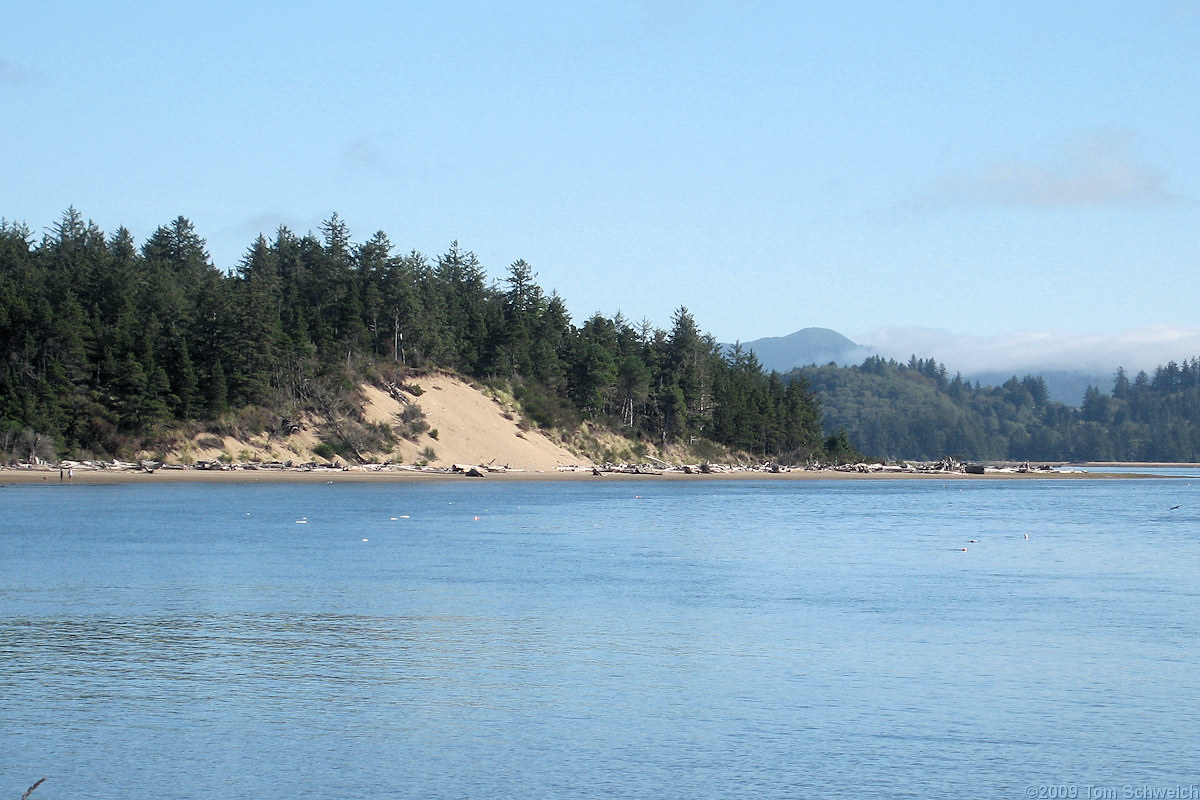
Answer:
[
  {"left": 0, "top": 210, "right": 827, "bottom": 463},
  {"left": 795, "top": 355, "right": 1200, "bottom": 462}
]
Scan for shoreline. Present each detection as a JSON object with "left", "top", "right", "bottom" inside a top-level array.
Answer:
[
  {"left": 1073, "top": 461, "right": 1200, "bottom": 468},
  {"left": 0, "top": 464, "right": 1173, "bottom": 485}
]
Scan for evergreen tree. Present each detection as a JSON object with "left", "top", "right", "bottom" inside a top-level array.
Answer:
[{"left": 231, "top": 235, "right": 285, "bottom": 404}]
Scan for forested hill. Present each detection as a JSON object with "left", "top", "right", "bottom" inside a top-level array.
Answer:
[
  {"left": 0, "top": 210, "right": 827, "bottom": 463},
  {"left": 794, "top": 355, "right": 1200, "bottom": 462}
]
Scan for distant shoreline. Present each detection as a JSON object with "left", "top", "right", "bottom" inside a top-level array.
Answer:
[{"left": 1073, "top": 462, "right": 1200, "bottom": 468}]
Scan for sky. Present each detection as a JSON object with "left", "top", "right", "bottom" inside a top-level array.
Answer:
[{"left": 3, "top": 1, "right": 1198, "bottom": 376}]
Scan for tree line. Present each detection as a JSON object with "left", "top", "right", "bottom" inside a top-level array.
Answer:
[
  {"left": 795, "top": 354, "right": 1200, "bottom": 462},
  {"left": 0, "top": 209, "right": 828, "bottom": 462}
]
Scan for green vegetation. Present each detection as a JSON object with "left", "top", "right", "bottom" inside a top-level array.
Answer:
[
  {"left": 0, "top": 210, "right": 827, "bottom": 463},
  {"left": 395, "top": 403, "right": 430, "bottom": 441},
  {"left": 794, "top": 355, "right": 1200, "bottom": 462}
]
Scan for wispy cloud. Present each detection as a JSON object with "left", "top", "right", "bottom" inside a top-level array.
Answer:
[
  {"left": 230, "top": 213, "right": 308, "bottom": 238},
  {"left": 340, "top": 137, "right": 393, "bottom": 179},
  {"left": 0, "top": 57, "right": 41, "bottom": 88},
  {"left": 858, "top": 324, "right": 1200, "bottom": 375},
  {"left": 908, "top": 132, "right": 1176, "bottom": 211},
  {"left": 635, "top": 0, "right": 702, "bottom": 31},
  {"left": 220, "top": 212, "right": 324, "bottom": 251},
  {"left": 1165, "top": 1, "right": 1200, "bottom": 21}
]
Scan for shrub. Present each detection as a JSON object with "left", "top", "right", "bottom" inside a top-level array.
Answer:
[{"left": 397, "top": 403, "right": 430, "bottom": 440}]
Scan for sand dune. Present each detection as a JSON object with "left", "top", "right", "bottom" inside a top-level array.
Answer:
[
  {"left": 361, "top": 375, "right": 587, "bottom": 471},
  {"left": 158, "top": 373, "right": 588, "bottom": 470}
]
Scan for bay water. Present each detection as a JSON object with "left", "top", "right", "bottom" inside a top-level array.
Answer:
[{"left": 3, "top": 476, "right": 1200, "bottom": 799}]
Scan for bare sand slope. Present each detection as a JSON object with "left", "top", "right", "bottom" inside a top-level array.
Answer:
[{"left": 362, "top": 375, "right": 588, "bottom": 470}]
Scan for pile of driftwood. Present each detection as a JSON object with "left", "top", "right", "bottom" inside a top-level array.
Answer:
[
  {"left": 5, "top": 458, "right": 1065, "bottom": 478},
  {"left": 562, "top": 458, "right": 1063, "bottom": 476},
  {"left": 4, "top": 458, "right": 169, "bottom": 473},
  {"left": 565, "top": 461, "right": 806, "bottom": 476},
  {"left": 2, "top": 458, "right": 540, "bottom": 476}
]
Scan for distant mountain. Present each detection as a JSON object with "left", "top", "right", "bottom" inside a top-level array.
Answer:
[{"left": 737, "top": 327, "right": 873, "bottom": 373}]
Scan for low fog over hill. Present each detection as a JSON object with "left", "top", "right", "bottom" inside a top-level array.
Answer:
[{"left": 738, "top": 325, "right": 1200, "bottom": 406}]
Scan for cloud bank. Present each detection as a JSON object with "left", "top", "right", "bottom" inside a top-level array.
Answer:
[{"left": 857, "top": 324, "right": 1200, "bottom": 376}]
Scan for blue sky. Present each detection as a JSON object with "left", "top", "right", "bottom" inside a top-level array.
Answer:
[{"left": 3, "top": 1, "right": 1198, "bottom": 373}]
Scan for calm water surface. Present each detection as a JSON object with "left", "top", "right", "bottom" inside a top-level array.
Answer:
[{"left": 3, "top": 477, "right": 1200, "bottom": 799}]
